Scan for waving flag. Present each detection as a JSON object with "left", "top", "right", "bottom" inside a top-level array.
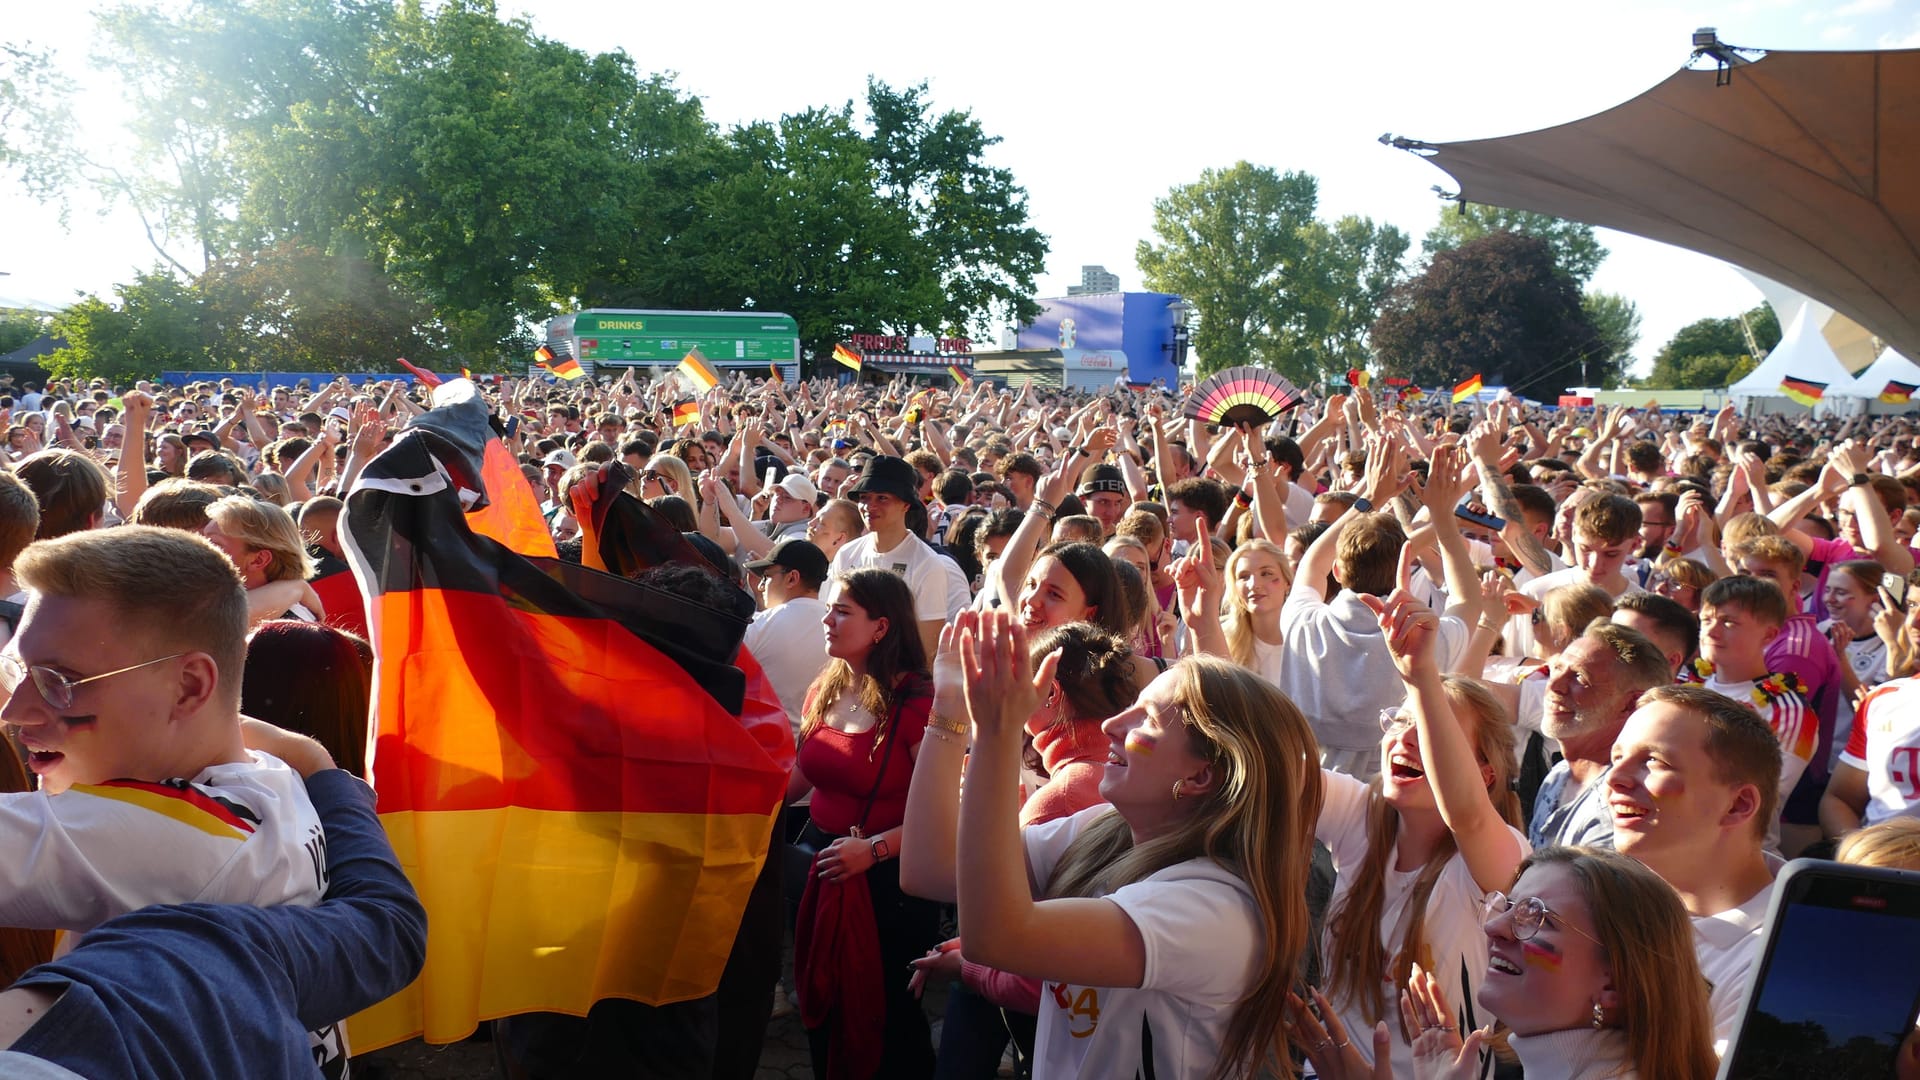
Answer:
[
  {"left": 1880, "top": 380, "right": 1917, "bottom": 405},
  {"left": 947, "top": 364, "right": 970, "bottom": 386},
  {"left": 832, "top": 343, "right": 863, "bottom": 372},
  {"left": 340, "top": 385, "right": 789, "bottom": 1050},
  {"left": 672, "top": 399, "right": 701, "bottom": 429},
  {"left": 678, "top": 349, "right": 720, "bottom": 393},
  {"left": 769, "top": 363, "right": 784, "bottom": 385},
  {"left": 535, "top": 345, "right": 585, "bottom": 381},
  {"left": 1780, "top": 375, "right": 1827, "bottom": 407},
  {"left": 1451, "top": 374, "right": 1483, "bottom": 404},
  {"left": 396, "top": 357, "right": 443, "bottom": 389}
]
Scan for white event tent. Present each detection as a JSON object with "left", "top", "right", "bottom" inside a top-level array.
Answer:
[
  {"left": 1730, "top": 308, "right": 1870, "bottom": 416},
  {"left": 1853, "top": 348, "right": 1920, "bottom": 415}
]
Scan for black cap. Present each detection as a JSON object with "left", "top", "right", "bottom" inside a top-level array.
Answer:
[
  {"left": 844, "top": 454, "right": 922, "bottom": 505},
  {"left": 184, "top": 427, "right": 221, "bottom": 448},
  {"left": 1077, "top": 462, "right": 1126, "bottom": 498},
  {"left": 744, "top": 538, "right": 830, "bottom": 588}
]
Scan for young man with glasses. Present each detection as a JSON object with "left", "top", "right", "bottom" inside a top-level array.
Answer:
[{"left": 0, "top": 527, "right": 341, "bottom": 1074}]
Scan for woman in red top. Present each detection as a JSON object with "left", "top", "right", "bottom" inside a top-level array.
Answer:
[{"left": 790, "top": 567, "right": 939, "bottom": 1079}]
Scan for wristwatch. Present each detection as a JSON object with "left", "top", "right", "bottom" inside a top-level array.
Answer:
[
  {"left": 1851, "top": 473, "right": 1870, "bottom": 487},
  {"left": 1352, "top": 497, "right": 1375, "bottom": 513},
  {"left": 870, "top": 837, "right": 892, "bottom": 862}
]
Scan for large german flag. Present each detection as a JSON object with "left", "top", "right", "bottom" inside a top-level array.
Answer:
[
  {"left": 1781, "top": 375, "right": 1827, "bottom": 407},
  {"left": 340, "top": 384, "right": 790, "bottom": 1049},
  {"left": 1880, "top": 380, "right": 1917, "bottom": 405}
]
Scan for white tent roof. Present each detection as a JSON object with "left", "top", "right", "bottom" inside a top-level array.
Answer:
[
  {"left": 1731, "top": 308, "right": 1869, "bottom": 398},
  {"left": 1852, "top": 348, "right": 1920, "bottom": 398}
]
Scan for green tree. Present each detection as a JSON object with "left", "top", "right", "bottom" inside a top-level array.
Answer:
[
  {"left": 1137, "top": 163, "right": 1407, "bottom": 381},
  {"left": 1582, "top": 291, "right": 1641, "bottom": 388},
  {"left": 0, "top": 313, "right": 48, "bottom": 355},
  {"left": 42, "top": 270, "right": 214, "bottom": 382},
  {"left": 195, "top": 243, "right": 449, "bottom": 372},
  {"left": 1423, "top": 204, "right": 1608, "bottom": 284},
  {"left": 1369, "top": 231, "right": 1604, "bottom": 401},
  {"left": 1639, "top": 304, "right": 1780, "bottom": 389}
]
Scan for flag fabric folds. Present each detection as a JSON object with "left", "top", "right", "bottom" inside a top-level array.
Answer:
[
  {"left": 832, "top": 343, "right": 863, "bottom": 372},
  {"left": 672, "top": 400, "right": 701, "bottom": 429},
  {"left": 535, "top": 345, "right": 586, "bottom": 381},
  {"left": 947, "top": 364, "right": 970, "bottom": 386},
  {"left": 769, "top": 363, "right": 783, "bottom": 384},
  {"left": 1881, "top": 380, "right": 1917, "bottom": 405},
  {"left": 1451, "top": 374, "right": 1483, "bottom": 404},
  {"left": 1781, "top": 376, "right": 1827, "bottom": 407},
  {"left": 396, "top": 358, "right": 443, "bottom": 389},
  {"left": 339, "top": 385, "right": 788, "bottom": 1050},
  {"left": 678, "top": 349, "right": 721, "bottom": 393}
]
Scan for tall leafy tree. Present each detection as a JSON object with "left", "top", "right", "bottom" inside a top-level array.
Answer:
[
  {"left": 1423, "top": 204, "right": 1607, "bottom": 284},
  {"left": 43, "top": 270, "right": 213, "bottom": 382},
  {"left": 1639, "top": 304, "right": 1780, "bottom": 389},
  {"left": 1369, "top": 231, "right": 1604, "bottom": 400},
  {"left": 1582, "top": 291, "right": 1642, "bottom": 387},
  {"left": 1137, "top": 163, "right": 1406, "bottom": 381}
]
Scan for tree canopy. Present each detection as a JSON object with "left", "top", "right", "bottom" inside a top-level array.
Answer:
[
  {"left": 8, "top": 0, "right": 1046, "bottom": 371},
  {"left": 1136, "top": 162, "right": 1408, "bottom": 381},
  {"left": 1638, "top": 304, "right": 1781, "bottom": 389},
  {"left": 1423, "top": 204, "right": 1607, "bottom": 285},
  {"left": 1369, "top": 231, "right": 1606, "bottom": 401}
]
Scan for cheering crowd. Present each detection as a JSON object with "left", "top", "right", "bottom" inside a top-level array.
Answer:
[{"left": 0, "top": 364, "right": 1916, "bottom": 1079}]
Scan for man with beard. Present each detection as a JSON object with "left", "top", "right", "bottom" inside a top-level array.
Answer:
[{"left": 1528, "top": 621, "right": 1671, "bottom": 850}]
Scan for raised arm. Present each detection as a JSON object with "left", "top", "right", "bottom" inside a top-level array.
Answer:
[
  {"left": 1419, "top": 445, "right": 1482, "bottom": 621},
  {"left": 1362, "top": 589, "right": 1523, "bottom": 893},
  {"left": 113, "top": 390, "right": 154, "bottom": 521},
  {"left": 1468, "top": 422, "right": 1553, "bottom": 578},
  {"left": 1172, "top": 515, "right": 1229, "bottom": 658},
  {"left": 900, "top": 618, "right": 977, "bottom": 903}
]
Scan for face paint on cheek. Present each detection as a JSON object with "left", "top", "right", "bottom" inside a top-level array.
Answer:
[
  {"left": 1521, "top": 941, "right": 1563, "bottom": 972},
  {"left": 1124, "top": 731, "right": 1158, "bottom": 756}
]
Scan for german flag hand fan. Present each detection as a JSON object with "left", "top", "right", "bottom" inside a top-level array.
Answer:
[{"left": 1182, "top": 366, "right": 1304, "bottom": 426}]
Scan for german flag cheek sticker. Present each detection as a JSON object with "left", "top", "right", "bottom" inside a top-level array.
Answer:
[{"left": 1123, "top": 731, "right": 1158, "bottom": 757}]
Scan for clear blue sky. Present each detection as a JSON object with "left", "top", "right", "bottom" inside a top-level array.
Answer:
[{"left": 5, "top": 0, "right": 1918, "bottom": 373}]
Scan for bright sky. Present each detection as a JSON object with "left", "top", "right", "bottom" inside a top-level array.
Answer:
[{"left": 5, "top": 0, "right": 1919, "bottom": 374}]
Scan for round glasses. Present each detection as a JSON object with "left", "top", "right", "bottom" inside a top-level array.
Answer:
[
  {"left": 1483, "top": 891, "right": 1603, "bottom": 947},
  {"left": 0, "top": 652, "right": 188, "bottom": 710},
  {"left": 1378, "top": 708, "right": 1414, "bottom": 735}
]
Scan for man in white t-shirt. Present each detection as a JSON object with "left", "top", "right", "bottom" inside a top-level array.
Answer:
[
  {"left": 1606, "top": 683, "right": 1783, "bottom": 1054},
  {"left": 1821, "top": 678, "right": 1920, "bottom": 833},
  {"left": 830, "top": 455, "right": 966, "bottom": 658},
  {"left": 1508, "top": 492, "right": 1646, "bottom": 658},
  {"left": 742, "top": 539, "right": 831, "bottom": 734},
  {"left": 1281, "top": 440, "right": 1474, "bottom": 778}
]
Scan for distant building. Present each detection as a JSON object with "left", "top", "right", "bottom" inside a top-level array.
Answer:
[{"left": 1065, "top": 265, "right": 1120, "bottom": 295}]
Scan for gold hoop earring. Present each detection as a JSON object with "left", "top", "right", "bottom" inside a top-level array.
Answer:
[
  {"left": 1171, "top": 779, "right": 1184, "bottom": 801},
  {"left": 1591, "top": 1001, "right": 1604, "bottom": 1029}
]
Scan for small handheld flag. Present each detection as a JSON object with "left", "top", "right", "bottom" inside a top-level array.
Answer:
[
  {"left": 832, "top": 343, "right": 863, "bottom": 373},
  {"left": 769, "top": 363, "right": 783, "bottom": 385},
  {"left": 947, "top": 364, "right": 970, "bottom": 386},
  {"left": 1346, "top": 368, "right": 1371, "bottom": 388},
  {"left": 396, "top": 357, "right": 443, "bottom": 389},
  {"left": 1880, "top": 380, "right": 1917, "bottom": 405},
  {"left": 535, "top": 344, "right": 585, "bottom": 381},
  {"left": 678, "top": 349, "right": 720, "bottom": 393},
  {"left": 460, "top": 366, "right": 473, "bottom": 381},
  {"left": 1452, "top": 374, "right": 1483, "bottom": 404},
  {"left": 1403, "top": 385, "right": 1426, "bottom": 400},
  {"left": 1780, "top": 376, "right": 1827, "bottom": 407},
  {"left": 672, "top": 399, "right": 701, "bottom": 429}
]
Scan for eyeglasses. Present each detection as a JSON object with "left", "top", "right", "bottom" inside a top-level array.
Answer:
[
  {"left": 1378, "top": 708, "right": 1415, "bottom": 735},
  {"left": 0, "top": 652, "right": 189, "bottom": 710},
  {"left": 1483, "top": 891, "right": 1603, "bottom": 947}
]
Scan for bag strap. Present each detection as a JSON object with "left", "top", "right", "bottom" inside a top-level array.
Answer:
[
  {"left": 1137, "top": 1014, "right": 1156, "bottom": 1080},
  {"left": 852, "top": 683, "right": 922, "bottom": 834}
]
